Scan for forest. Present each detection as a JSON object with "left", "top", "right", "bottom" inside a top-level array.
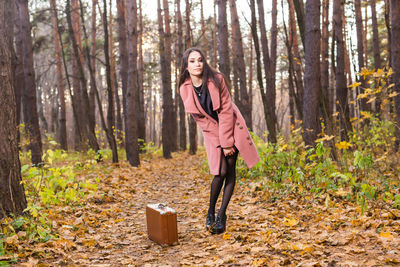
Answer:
[{"left": 0, "top": 0, "right": 400, "bottom": 265}]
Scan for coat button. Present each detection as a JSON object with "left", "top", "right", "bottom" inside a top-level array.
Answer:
[
  {"left": 249, "top": 142, "right": 253, "bottom": 145},
  {"left": 246, "top": 136, "right": 250, "bottom": 140},
  {"left": 239, "top": 126, "right": 243, "bottom": 129},
  {"left": 236, "top": 122, "right": 240, "bottom": 126}
]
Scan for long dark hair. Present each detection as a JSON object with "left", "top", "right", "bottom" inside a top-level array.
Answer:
[{"left": 178, "top": 47, "right": 225, "bottom": 92}]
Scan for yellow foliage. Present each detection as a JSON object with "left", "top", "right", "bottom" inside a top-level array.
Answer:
[
  {"left": 335, "top": 141, "right": 352, "bottom": 150},
  {"left": 283, "top": 217, "right": 299, "bottom": 227},
  {"left": 348, "top": 82, "right": 361, "bottom": 88},
  {"left": 379, "top": 231, "right": 393, "bottom": 239},
  {"left": 315, "top": 135, "right": 335, "bottom": 143},
  {"left": 367, "top": 97, "right": 376, "bottom": 104}
]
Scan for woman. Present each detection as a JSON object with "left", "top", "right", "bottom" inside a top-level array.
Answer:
[{"left": 179, "top": 47, "right": 260, "bottom": 234}]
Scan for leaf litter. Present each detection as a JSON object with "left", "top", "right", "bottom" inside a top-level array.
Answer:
[{"left": 9, "top": 152, "right": 400, "bottom": 266}]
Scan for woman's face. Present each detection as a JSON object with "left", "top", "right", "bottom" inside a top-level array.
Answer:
[{"left": 187, "top": 51, "right": 204, "bottom": 77}]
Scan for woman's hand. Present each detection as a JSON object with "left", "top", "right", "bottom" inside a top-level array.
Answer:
[{"left": 223, "top": 147, "right": 235, "bottom": 157}]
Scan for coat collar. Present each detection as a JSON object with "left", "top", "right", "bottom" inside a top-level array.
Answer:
[{"left": 181, "top": 77, "right": 221, "bottom": 114}]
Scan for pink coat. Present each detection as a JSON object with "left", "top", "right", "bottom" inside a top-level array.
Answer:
[{"left": 179, "top": 74, "right": 260, "bottom": 175}]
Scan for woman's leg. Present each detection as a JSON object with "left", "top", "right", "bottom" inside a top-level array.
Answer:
[
  {"left": 217, "top": 149, "right": 238, "bottom": 217},
  {"left": 207, "top": 151, "right": 228, "bottom": 215}
]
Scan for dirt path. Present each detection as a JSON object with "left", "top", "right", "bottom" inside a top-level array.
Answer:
[{"left": 40, "top": 152, "right": 399, "bottom": 266}]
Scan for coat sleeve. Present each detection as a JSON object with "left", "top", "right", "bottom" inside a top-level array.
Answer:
[{"left": 217, "top": 75, "right": 235, "bottom": 148}]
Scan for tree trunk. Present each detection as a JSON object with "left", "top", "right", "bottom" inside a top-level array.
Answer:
[
  {"left": 0, "top": 0, "right": 27, "bottom": 218},
  {"left": 71, "top": 0, "right": 86, "bottom": 150},
  {"left": 185, "top": 0, "right": 192, "bottom": 47},
  {"left": 385, "top": 0, "right": 392, "bottom": 69},
  {"left": 288, "top": 0, "right": 304, "bottom": 120},
  {"left": 67, "top": 0, "right": 100, "bottom": 152},
  {"left": 13, "top": 2, "right": 23, "bottom": 142},
  {"left": 293, "top": 0, "right": 305, "bottom": 48},
  {"left": 37, "top": 85, "right": 48, "bottom": 132},
  {"left": 302, "top": 0, "right": 321, "bottom": 148},
  {"left": 16, "top": 0, "right": 43, "bottom": 165},
  {"left": 363, "top": 3, "right": 368, "bottom": 68},
  {"left": 200, "top": 0, "right": 207, "bottom": 55},
  {"left": 370, "top": 0, "right": 382, "bottom": 114},
  {"left": 116, "top": 0, "right": 128, "bottom": 136},
  {"left": 138, "top": 0, "right": 146, "bottom": 148},
  {"left": 321, "top": 0, "right": 330, "bottom": 116},
  {"left": 229, "top": 0, "right": 251, "bottom": 129},
  {"left": 125, "top": 0, "right": 140, "bottom": 166},
  {"left": 111, "top": 9, "right": 123, "bottom": 145},
  {"left": 257, "top": 0, "right": 277, "bottom": 143},
  {"left": 391, "top": 0, "right": 400, "bottom": 151},
  {"left": 212, "top": 0, "right": 218, "bottom": 67},
  {"left": 89, "top": 0, "right": 97, "bottom": 137},
  {"left": 101, "top": 0, "right": 118, "bottom": 162},
  {"left": 217, "top": 0, "right": 230, "bottom": 83},
  {"left": 248, "top": 33, "right": 253, "bottom": 117},
  {"left": 270, "top": 0, "right": 278, "bottom": 85},
  {"left": 50, "top": 0, "right": 67, "bottom": 150},
  {"left": 334, "top": 0, "right": 351, "bottom": 140},
  {"left": 176, "top": 0, "right": 186, "bottom": 151},
  {"left": 249, "top": 0, "right": 266, "bottom": 123},
  {"left": 355, "top": 0, "right": 369, "bottom": 113},
  {"left": 158, "top": 0, "right": 174, "bottom": 158},
  {"left": 185, "top": 0, "right": 197, "bottom": 154}
]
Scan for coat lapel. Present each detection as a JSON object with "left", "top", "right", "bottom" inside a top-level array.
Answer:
[
  {"left": 181, "top": 78, "right": 221, "bottom": 123},
  {"left": 207, "top": 79, "right": 220, "bottom": 111}
]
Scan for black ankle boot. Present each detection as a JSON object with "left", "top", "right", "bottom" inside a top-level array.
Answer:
[
  {"left": 211, "top": 214, "right": 227, "bottom": 234},
  {"left": 206, "top": 213, "right": 215, "bottom": 231}
]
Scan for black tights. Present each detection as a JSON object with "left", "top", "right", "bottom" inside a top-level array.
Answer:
[{"left": 208, "top": 148, "right": 238, "bottom": 217}]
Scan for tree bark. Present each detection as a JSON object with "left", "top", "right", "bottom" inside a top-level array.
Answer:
[
  {"left": 257, "top": 0, "right": 277, "bottom": 143},
  {"left": 334, "top": 0, "right": 351, "bottom": 140},
  {"left": 176, "top": 0, "right": 186, "bottom": 151},
  {"left": 158, "top": 0, "right": 174, "bottom": 158},
  {"left": 0, "top": 0, "right": 27, "bottom": 218},
  {"left": 200, "top": 0, "right": 207, "bottom": 56},
  {"left": 116, "top": 0, "right": 128, "bottom": 137},
  {"left": 13, "top": 2, "right": 23, "bottom": 142},
  {"left": 288, "top": 0, "right": 304, "bottom": 120},
  {"left": 71, "top": 0, "right": 87, "bottom": 150},
  {"left": 16, "top": 0, "right": 43, "bottom": 165},
  {"left": 363, "top": 3, "right": 368, "bottom": 68},
  {"left": 355, "top": 0, "right": 369, "bottom": 113},
  {"left": 185, "top": 0, "right": 192, "bottom": 48},
  {"left": 229, "top": 0, "right": 251, "bottom": 130},
  {"left": 110, "top": 0, "right": 123, "bottom": 143},
  {"left": 212, "top": 0, "right": 218, "bottom": 68},
  {"left": 185, "top": 0, "right": 197, "bottom": 154},
  {"left": 217, "top": 0, "right": 230, "bottom": 83},
  {"left": 67, "top": 0, "right": 100, "bottom": 152},
  {"left": 385, "top": 0, "right": 392, "bottom": 68},
  {"left": 270, "top": 0, "right": 278, "bottom": 84},
  {"left": 138, "top": 0, "right": 146, "bottom": 148},
  {"left": 249, "top": 0, "right": 265, "bottom": 121},
  {"left": 302, "top": 0, "right": 321, "bottom": 148},
  {"left": 391, "top": 0, "right": 400, "bottom": 151},
  {"left": 89, "top": 0, "right": 97, "bottom": 137},
  {"left": 125, "top": 0, "right": 140, "bottom": 166},
  {"left": 101, "top": 0, "right": 118, "bottom": 162},
  {"left": 370, "top": 0, "right": 382, "bottom": 114},
  {"left": 50, "top": 0, "right": 67, "bottom": 150},
  {"left": 293, "top": 0, "right": 305, "bottom": 48},
  {"left": 321, "top": 0, "right": 330, "bottom": 116}
]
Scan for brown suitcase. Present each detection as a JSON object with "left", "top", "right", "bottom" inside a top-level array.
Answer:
[{"left": 146, "top": 203, "right": 178, "bottom": 245}]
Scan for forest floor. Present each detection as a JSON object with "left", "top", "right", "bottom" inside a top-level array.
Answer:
[{"left": 13, "top": 152, "right": 400, "bottom": 266}]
